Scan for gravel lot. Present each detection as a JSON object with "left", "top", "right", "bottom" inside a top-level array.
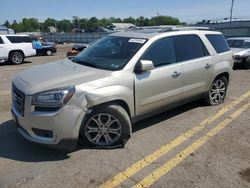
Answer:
[{"left": 0, "top": 45, "right": 249, "bottom": 188}]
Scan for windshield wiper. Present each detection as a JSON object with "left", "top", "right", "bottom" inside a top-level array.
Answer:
[{"left": 74, "top": 60, "right": 101, "bottom": 69}]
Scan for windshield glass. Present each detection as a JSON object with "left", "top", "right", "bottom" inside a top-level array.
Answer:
[
  {"left": 227, "top": 39, "right": 250, "bottom": 49},
  {"left": 74, "top": 36, "right": 146, "bottom": 70}
]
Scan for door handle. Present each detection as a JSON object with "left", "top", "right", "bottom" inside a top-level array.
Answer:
[
  {"left": 205, "top": 63, "right": 212, "bottom": 69},
  {"left": 171, "top": 71, "right": 181, "bottom": 78}
]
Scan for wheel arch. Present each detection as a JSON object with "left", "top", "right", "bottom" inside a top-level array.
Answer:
[
  {"left": 8, "top": 50, "right": 24, "bottom": 59},
  {"left": 214, "top": 72, "right": 229, "bottom": 82},
  {"left": 88, "top": 99, "right": 131, "bottom": 119}
]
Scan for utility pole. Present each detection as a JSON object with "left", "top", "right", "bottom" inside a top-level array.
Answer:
[
  {"left": 73, "top": 16, "right": 80, "bottom": 31},
  {"left": 229, "top": 0, "right": 235, "bottom": 25}
]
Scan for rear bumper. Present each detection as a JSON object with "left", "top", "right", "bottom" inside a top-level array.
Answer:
[{"left": 24, "top": 49, "right": 37, "bottom": 57}]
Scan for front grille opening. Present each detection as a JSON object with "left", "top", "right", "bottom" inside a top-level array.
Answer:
[
  {"left": 32, "top": 128, "right": 53, "bottom": 138},
  {"left": 12, "top": 85, "right": 25, "bottom": 116}
]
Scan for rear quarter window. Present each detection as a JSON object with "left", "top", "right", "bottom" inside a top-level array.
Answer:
[
  {"left": 6, "top": 36, "right": 32, "bottom": 43},
  {"left": 175, "top": 35, "right": 209, "bottom": 62},
  {"left": 0, "top": 37, "right": 4, "bottom": 44},
  {"left": 206, "top": 34, "right": 230, "bottom": 54}
]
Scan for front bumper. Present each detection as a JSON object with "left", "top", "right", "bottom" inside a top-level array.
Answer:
[{"left": 11, "top": 94, "right": 86, "bottom": 150}]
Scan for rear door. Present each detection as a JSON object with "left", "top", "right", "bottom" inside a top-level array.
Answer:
[
  {"left": 6, "top": 36, "right": 36, "bottom": 56},
  {"left": 134, "top": 37, "right": 183, "bottom": 115},
  {"left": 175, "top": 35, "right": 212, "bottom": 99},
  {"left": 0, "top": 36, "right": 7, "bottom": 60}
]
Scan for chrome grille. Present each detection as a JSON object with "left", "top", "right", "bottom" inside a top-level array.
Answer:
[{"left": 12, "top": 85, "right": 25, "bottom": 116}]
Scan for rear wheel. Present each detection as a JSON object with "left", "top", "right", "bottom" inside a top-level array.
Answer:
[
  {"left": 204, "top": 76, "right": 228, "bottom": 106},
  {"left": 9, "top": 51, "right": 24, "bottom": 64},
  {"left": 46, "top": 50, "right": 52, "bottom": 56},
  {"left": 80, "top": 105, "right": 131, "bottom": 147}
]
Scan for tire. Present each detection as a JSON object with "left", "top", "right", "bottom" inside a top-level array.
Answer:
[
  {"left": 244, "top": 57, "right": 250, "bottom": 69},
  {"left": 80, "top": 105, "right": 131, "bottom": 148},
  {"left": 204, "top": 76, "right": 228, "bottom": 106},
  {"left": 46, "top": 50, "right": 52, "bottom": 56},
  {"left": 9, "top": 51, "right": 24, "bottom": 64}
]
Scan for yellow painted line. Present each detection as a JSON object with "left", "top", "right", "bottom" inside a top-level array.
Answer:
[
  {"left": 133, "top": 102, "right": 250, "bottom": 188},
  {"left": 0, "top": 90, "right": 11, "bottom": 96},
  {"left": 99, "top": 91, "right": 250, "bottom": 188}
]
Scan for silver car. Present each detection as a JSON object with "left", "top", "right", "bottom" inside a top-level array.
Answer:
[
  {"left": 12, "top": 27, "right": 233, "bottom": 150},
  {"left": 227, "top": 37, "right": 250, "bottom": 69}
]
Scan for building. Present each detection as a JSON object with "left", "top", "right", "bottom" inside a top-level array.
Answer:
[
  {"left": 196, "top": 20, "right": 250, "bottom": 38},
  {"left": 108, "top": 23, "right": 135, "bottom": 31},
  {"left": 48, "top": 26, "right": 57, "bottom": 33},
  {"left": 0, "top": 25, "right": 15, "bottom": 34}
]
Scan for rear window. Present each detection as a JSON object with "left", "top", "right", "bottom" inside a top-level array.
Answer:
[
  {"left": 6, "top": 36, "right": 32, "bottom": 43},
  {"left": 206, "top": 34, "right": 230, "bottom": 53},
  {"left": 175, "top": 35, "right": 209, "bottom": 61}
]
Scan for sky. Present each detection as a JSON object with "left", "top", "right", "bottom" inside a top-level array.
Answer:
[{"left": 0, "top": 0, "right": 250, "bottom": 24}]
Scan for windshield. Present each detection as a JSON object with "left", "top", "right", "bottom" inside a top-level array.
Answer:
[
  {"left": 74, "top": 36, "right": 146, "bottom": 70},
  {"left": 227, "top": 39, "right": 250, "bottom": 49}
]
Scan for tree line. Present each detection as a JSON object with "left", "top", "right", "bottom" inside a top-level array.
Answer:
[{"left": 2, "top": 16, "right": 184, "bottom": 33}]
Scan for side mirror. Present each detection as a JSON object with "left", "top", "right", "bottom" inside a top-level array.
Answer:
[{"left": 135, "top": 60, "right": 154, "bottom": 72}]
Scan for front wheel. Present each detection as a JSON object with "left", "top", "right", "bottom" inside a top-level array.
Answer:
[
  {"left": 204, "top": 76, "right": 228, "bottom": 106},
  {"left": 80, "top": 105, "right": 131, "bottom": 147}
]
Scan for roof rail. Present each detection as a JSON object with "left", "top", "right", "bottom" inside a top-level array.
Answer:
[
  {"left": 126, "top": 26, "right": 213, "bottom": 33},
  {"left": 159, "top": 26, "right": 213, "bottom": 32}
]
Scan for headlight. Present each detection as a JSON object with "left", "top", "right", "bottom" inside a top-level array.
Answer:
[{"left": 32, "top": 86, "right": 75, "bottom": 107}]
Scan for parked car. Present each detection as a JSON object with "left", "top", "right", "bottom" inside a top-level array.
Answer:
[
  {"left": 0, "top": 34, "right": 36, "bottom": 64},
  {"left": 11, "top": 27, "right": 233, "bottom": 150},
  {"left": 55, "top": 40, "right": 64, "bottom": 45},
  {"left": 227, "top": 37, "right": 250, "bottom": 69},
  {"left": 31, "top": 37, "right": 57, "bottom": 56},
  {"left": 37, "top": 42, "right": 57, "bottom": 56},
  {"left": 66, "top": 43, "right": 89, "bottom": 58},
  {"left": 84, "top": 26, "right": 110, "bottom": 33}
]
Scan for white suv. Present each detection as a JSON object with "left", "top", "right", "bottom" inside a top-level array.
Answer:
[{"left": 0, "top": 34, "right": 36, "bottom": 64}]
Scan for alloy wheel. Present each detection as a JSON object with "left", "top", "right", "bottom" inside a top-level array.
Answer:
[
  {"left": 12, "top": 52, "right": 23, "bottom": 64},
  {"left": 209, "top": 79, "right": 226, "bottom": 104},
  {"left": 84, "top": 113, "right": 122, "bottom": 146}
]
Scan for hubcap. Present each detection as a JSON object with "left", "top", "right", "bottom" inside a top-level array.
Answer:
[
  {"left": 84, "top": 113, "right": 122, "bottom": 146},
  {"left": 47, "top": 50, "right": 52, "bottom": 56},
  {"left": 12, "top": 53, "right": 23, "bottom": 64},
  {"left": 210, "top": 79, "right": 226, "bottom": 104}
]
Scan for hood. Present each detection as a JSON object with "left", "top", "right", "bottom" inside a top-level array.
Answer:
[
  {"left": 231, "top": 48, "right": 250, "bottom": 56},
  {"left": 14, "top": 59, "right": 112, "bottom": 94}
]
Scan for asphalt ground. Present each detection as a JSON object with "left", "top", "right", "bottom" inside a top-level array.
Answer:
[{"left": 0, "top": 45, "right": 249, "bottom": 188}]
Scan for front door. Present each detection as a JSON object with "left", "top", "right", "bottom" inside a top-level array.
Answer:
[{"left": 134, "top": 37, "right": 183, "bottom": 116}]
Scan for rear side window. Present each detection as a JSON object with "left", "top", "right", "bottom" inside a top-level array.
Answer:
[
  {"left": 142, "top": 37, "right": 176, "bottom": 67},
  {"left": 0, "top": 37, "right": 3, "bottom": 44},
  {"left": 6, "top": 36, "right": 31, "bottom": 43},
  {"left": 206, "top": 34, "right": 230, "bottom": 53},
  {"left": 175, "top": 35, "right": 209, "bottom": 62}
]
